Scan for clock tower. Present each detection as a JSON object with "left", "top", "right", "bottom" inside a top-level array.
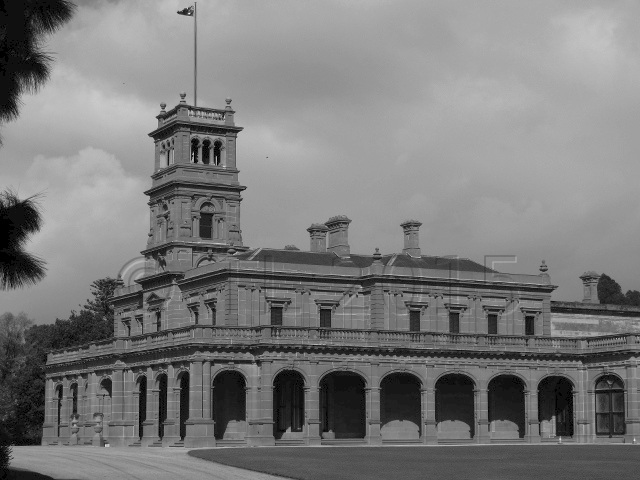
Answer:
[{"left": 142, "top": 93, "right": 246, "bottom": 276}]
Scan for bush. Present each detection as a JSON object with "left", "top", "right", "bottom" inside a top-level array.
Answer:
[{"left": 0, "top": 424, "right": 12, "bottom": 472}]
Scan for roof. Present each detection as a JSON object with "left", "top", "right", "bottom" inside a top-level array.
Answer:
[{"left": 234, "top": 248, "right": 496, "bottom": 273}]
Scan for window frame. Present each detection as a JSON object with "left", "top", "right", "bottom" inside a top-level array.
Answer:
[{"left": 595, "top": 375, "right": 626, "bottom": 437}]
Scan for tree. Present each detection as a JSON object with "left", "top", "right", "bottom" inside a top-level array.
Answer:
[
  {"left": 82, "top": 277, "right": 119, "bottom": 322},
  {"left": 598, "top": 274, "right": 626, "bottom": 305},
  {"left": 0, "top": 0, "right": 76, "bottom": 127},
  {"left": 0, "top": 190, "right": 46, "bottom": 290},
  {"left": 625, "top": 290, "right": 640, "bottom": 307}
]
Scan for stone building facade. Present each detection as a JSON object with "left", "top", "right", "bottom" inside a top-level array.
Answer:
[{"left": 42, "top": 97, "right": 640, "bottom": 447}]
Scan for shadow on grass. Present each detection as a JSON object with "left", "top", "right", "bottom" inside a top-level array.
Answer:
[
  {"left": 3, "top": 468, "right": 80, "bottom": 480},
  {"left": 189, "top": 445, "right": 640, "bottom": 480}
]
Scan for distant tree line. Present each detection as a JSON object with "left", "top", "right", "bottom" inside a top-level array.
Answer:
[
  {"left": 0, "top": 277, "right": 117, "bottom": 445},
  {"left": 597, "top": 273, "right": 640, "bottom": 306}
]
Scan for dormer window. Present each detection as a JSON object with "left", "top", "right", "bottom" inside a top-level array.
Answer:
[{"left": 191, "top": 138, "right": 200, "bottom": 163}]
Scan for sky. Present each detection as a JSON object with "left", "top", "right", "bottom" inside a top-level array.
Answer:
[{"left": 3, "top": 0, "right": 640, "bottom": 324}]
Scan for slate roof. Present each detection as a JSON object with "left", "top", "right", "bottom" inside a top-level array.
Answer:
[{"left": 234, "top": 248, "right": 495, "bottom": 273}]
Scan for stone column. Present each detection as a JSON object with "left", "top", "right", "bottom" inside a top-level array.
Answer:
[
  {"left": 162, "top": 365, "right": 179, "bottom": 446},
  {"left": 525, "top": 389, "right": 541, "bottom": 443},
  {"left": 586, "top": 388, "right": 596, "bottom": 443},
  {"left": 422, "top": 386, "right": 437, "bottom": 444},
  {"left": 625, "top": 363, "right": 640, "bottom": 443},
  {"left": 142, "top": 366, "right": 157, "bottom": 446},
  {"left": 107, "top": 363, "right": 131, "bottom": 446},
  {"left": 132, "top": 390, "right": 140, "bottom": 441},
  {"left": 475, "top": 385, "right": 490, "bottom": 444},
  {"left": 185, "top": 359, "right": 216, "bottom": 447},
  {"left": 247, "top": 362, "right": 275, "bottom": 446},
  {"left": 575, "top": 368, "right": 590, "bottom": 443},
  {"left": 366, "top": 387, "right": 382, "bottom": 445},
  {"left": 41, "top": 378, "right": 55, "bottom": 445},
  {"left": 305, "top": 385, "right": 321, "bottom": 445}
]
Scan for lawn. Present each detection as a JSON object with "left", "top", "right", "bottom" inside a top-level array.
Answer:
[{"left": 189, "top": 444, "right": 640, "bottom": 480}]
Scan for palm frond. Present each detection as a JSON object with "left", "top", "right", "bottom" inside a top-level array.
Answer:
[
  {"left": 0, "top": 190, "right": 44, "bottom": 251},
  {"left": 26, "top": 1, "right": 77, "bottom": 36},
  {"left": 0, "top": 247, "right": 47, "bottom": 290}
]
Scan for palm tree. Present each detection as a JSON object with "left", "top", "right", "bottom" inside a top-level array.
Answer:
[
  {"left": 0, "top": 190, "right": 46, "bottom": 290},
  {"left": 0, "top": 0, "right": 76, "bottom": 125}
]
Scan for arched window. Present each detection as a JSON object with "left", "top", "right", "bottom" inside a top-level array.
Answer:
[
  {"left": 168, "top": 148, "right": 175, "bottom": 165},
  {"left": 202, "top": 139, "right": 211, "bottom": 164},
  {"left": 213, "top": 141, "right": 222, "bottom": 166},
  {"left": 200, "top": 213, "right": 213, "bottom": 239},
  {"left": 159, "top": 144, "right": 168, "bottom": 168},
  {"left": 595, "top": 375, "right": 625, "bottom": 437},
  {"left": 191, "top": 138, "right": 200, "bottom": 163}
]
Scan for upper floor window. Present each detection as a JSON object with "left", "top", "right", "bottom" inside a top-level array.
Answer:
[
  {"left": 206, "top": 301, "right": 217, "bottom": 326},
  {"left": 271, "top": 306, "right": 283, "bottom": 326},
  {"left": 123, "top": 320, "right": 131, "bottom": 337},
  {"left": 320, "top": 308, "right": 332, "bottom": 328},
  {"left": 70, "top": 384, "right": 78, "bottom": 415},
  {"left": 200, "top": 213, "right": 213, "bottom": 239},
  {"left": 155, "top": 311, "right": 162, "bottom": 332},
  {"left": 191, "top": 138, "right": 200, "bottom": 163},
  {"left": 409, "top": 309, "right": 420, "bottom": 332},
  {"left": 449, "top": 312, "right": 460, "bottom": 334},
  {"left": 487, "top": 313, "right": 498, "bottom": 335},
  {"left": 135, "top": 315, "right": 144, "bottom": 334},
  {"left": 202, "top": 139, "right": 211, "bottom": 164},
  {"left": 213, "top": 140, "right": 222, "bottom": 165},
  {"left": 524, "top": 315, "right": 535, "bottom": 336},
  {"left": 595, "top": 376, "right": 625, "bottom": 437}
]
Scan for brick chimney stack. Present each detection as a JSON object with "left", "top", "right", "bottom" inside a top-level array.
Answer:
[
  {"left": 579, "top": 271, "right": 601, "bottom": 304},
  {"left": 307, "top": 223, "right": 328, "bottom": 253},
  {"left": 325, "top": 215, "right": 351, "bottom": 256},
  {"left": 400, "top": 220, "right": 422, "bottom": 257}
]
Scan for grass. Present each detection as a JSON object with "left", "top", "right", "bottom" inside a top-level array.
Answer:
[{"left": 189, "top": 444, "right": 640, "bottom": 480}]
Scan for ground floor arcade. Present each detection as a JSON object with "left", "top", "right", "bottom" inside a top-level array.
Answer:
[{"left": 43, "top": 356, "right": 640, "bottom": 447}]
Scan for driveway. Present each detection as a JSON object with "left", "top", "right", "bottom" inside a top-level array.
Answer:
[{"left": 11, "top": 446, "right": 286, "bottom": 480}]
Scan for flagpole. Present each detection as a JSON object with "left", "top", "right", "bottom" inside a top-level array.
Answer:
[{"left": 194, "top": 2, "right": 197, "bottom": 106}]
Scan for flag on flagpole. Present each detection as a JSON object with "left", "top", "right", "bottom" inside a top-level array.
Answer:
[{"left": 177, "top": 6, "right": 194, "bottom": 16}]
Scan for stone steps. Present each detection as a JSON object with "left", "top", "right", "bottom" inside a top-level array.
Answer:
[
  {"left": 321, "top": 438, "right": 366, "bottom": 446},
  {"left": 383, "top": 439, "right": 423, "bottom": 445},
  {"left": 275, "top": 439, "right": 305, "bottom": 446},
  {"left": 215, "top": 439, "right": 246, "bottom": 447}
]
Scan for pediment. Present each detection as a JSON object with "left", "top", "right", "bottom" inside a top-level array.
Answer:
[{"left": 145, "top": 292, "right": 167, "bottom": 305}]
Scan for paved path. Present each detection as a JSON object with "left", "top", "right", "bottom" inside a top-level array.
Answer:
[{"left": 11, "top": 446, "right": 287, "bottom": 480}]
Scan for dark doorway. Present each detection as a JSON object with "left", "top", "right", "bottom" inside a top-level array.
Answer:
[
  {"left": 158, "top": 374, "right": 167, "bottom": 439},
  {"left": 213, "top": 371, "right": 247, "bottom": 440},
  {"left": 273, "top": 371, "right": 304, "bottom": 439},
  {"left": 179, "top": 373, "right": 189, "bottom": 440},
  {"left": 138, "top": 377, "right": 147, "bottom": 440},
  {"left": 319, "top": 372, "right": 366, "bottom": 439}
]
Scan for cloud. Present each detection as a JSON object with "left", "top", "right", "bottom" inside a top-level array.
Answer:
[{"left": 2, "top": 149, "right": 147, "bottom": 323}]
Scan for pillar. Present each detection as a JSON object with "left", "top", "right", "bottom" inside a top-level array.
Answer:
[
  {"left": 162, "top": 365, "right": 179, "bottom": 446},
  {"left": 41, "top": 378, "right": 55, "bottom": 445},
  {"left": 422, "top": 386, "right": 437, "bottom": 444},
  {"left": 305, "top": 385, "right": 321, "bottom": 445},
  {"left": 141, "top": 366, "right": 156, "bottom": 446},
  {"left": 475, "top": 385, "right": 490, "bottom": 444},
  {"left": 575, "top": 368, "right": 590, "bottom": 443},
  {"left": 247, "top": 362, "right": 275, "bottom": 446},
  {"left": 525, "top": 389, "right": 541, "bottom": 443},
  {"left": 107, "top": 364, "right": 132, "bottom": 446},
  {"left": 625, "top": 363, "right": 640, "bottom": 443},
  {"left": 366, "top": 387, "right": 382, "bottom": 445},
  {"left": 184, "top": 359, "right": 216, "bottom": 447}
]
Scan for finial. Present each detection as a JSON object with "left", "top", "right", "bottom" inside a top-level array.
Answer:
[
  {"left": 226, "top": 97, "right": 232, "bottom": 105},
  {"left": 179, "top": 92, "right": 187, "bottom": 104},
  {"left": 115, "top": 275, "right": 125, "bottom": 288},
  {"left": 160, "top": 102, "right": 166, "bottom": 113},
  {"left": 373, "top": 247, "right": 382, "bottom": 261},
  {"left": 539, "top": 260, "right": 548, "bottom": 273}
]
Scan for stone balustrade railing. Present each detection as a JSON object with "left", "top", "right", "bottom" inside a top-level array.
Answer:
[{"left": 46, "top": 326, "right": 640, "bottom": 365}]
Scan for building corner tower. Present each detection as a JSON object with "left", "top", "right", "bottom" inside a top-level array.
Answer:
[{"left": 142, "top": 93, "right": 246, "bottom": 276}]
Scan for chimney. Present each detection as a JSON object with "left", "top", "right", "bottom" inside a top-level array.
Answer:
[
  {"left": 325, "top": 215, "right": 351, "bottom": 256},
  {"left": 400, "top": 220, "right": 422, "bottom": 257},
  {"left": 579, "top": 271, "right": 601, "bottom": 304},
  {"left": 307, "top": 223, "right": 328, "bottom": 253}
]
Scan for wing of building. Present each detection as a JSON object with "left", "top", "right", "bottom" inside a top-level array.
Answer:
[{"left": 43, "top": 96, "right": 640, "bottom": 447}]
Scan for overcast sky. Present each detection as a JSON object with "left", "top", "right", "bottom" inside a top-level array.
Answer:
[{"left": 3, "top": 0, "right": 640, "bottom": 324}]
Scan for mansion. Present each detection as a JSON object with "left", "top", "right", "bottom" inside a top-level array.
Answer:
[{"left": 43, "top": 96, "right": 640, "bottom": 447}]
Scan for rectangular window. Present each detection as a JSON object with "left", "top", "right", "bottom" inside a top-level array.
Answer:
[
  {"left": 449, "top": 312, "right": 460, "bottom": 334},
  {"left": 192, "top": 309, "right": 199, "bottom": 325},
  {"left": 123, "top": 321, "right": 131, "bottom": 337},
  {"left": 525, "top": 315, "right": 535, "bottom": 336},
  {"left": 155, "top": 311, "right": 162, "bottom": 332},
  {"left": 409, "top": 310, "right": 420, "bottom": 332},
  {"left": 487, "top": 313, "right": 498, "bottom": 335},
  {"left": 271, "top": 306, "right": 283, "bottom": 326},
  {"left": 135, "top": 315, "right": 143, "bottom": 335},
  {"left": 320, "top": 308, "right": 332, "bottom": 328},
  {"left": 199, "top": 213, "right": 213, "bottom": 239},
  {"left": 209, "top": 305, "right": 216, "bottom": 326}
]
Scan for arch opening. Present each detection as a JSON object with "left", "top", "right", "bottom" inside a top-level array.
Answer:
[
  {"left": 213, "top": 141, "right": 222, "bottom": 165},
  {"left": 435, "top": 374, "right": 475, "bottom": 441},
  {"left": 191, "top": 138, "right": 200, "bottom": 163},
  {"left": 179, "top": 373, "right": 189, "bottom": 440},
  {"left": 381, "top": 373, "right": 421, "bottom": 441},
  {"left": 55, "top": 385, "right": 63, "bottom": 437},
  {"left": 273, "top": 371, "right": 305, "bottom": 440},
  {"left": 488, "top": 375, "right": 525, "bottom": 440},
  {"left": 538, "top": 376, "right": 573, "bottom": 438},
  {"left": 213, "top": 371, "right": 247, "bottom": 440},
  {"left": 157, "top": 374, "right": 168, "bottom": 439},
  {"left": 138, "top": 376, "right": 147, "bottom": 440},
  {"left": 202, "top": 139, "right": 211, "bottom": 164},
  {"left": 320, "top": 372, "right": 366, "bottom": 439}
]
